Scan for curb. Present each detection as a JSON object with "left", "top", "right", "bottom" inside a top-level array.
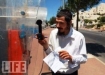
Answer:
[{"left": 88, "top": 53, "right": 105, "bottom": 65}]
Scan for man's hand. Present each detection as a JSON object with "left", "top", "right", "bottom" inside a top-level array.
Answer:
[
  {"left": 36, "top": 33, "right": 48, "bottom": 50},
  {"left": 38, "top": 39, "right": 48, "bottom": 49},
  {"left": 59, "top": 51, "right": 72, "bottom": 62}
]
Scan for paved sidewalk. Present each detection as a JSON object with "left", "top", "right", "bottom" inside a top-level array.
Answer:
[
  {"left": 28, "top": 28, "right": 105, "bottom": 75},
  {"left": 79, "top": 54, "right": 105, "bottom": 75}
]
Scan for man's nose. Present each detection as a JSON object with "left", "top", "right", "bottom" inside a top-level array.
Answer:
[{"left": 56, "top": 23, "right": 60, "bottom": 27}]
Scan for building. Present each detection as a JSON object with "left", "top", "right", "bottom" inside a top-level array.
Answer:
[
  {"left": 73, "top": 3, "right": 105, "bottom": 28},
  {"left": 96, "top": 3, "right": 105, "bottom": 14}
]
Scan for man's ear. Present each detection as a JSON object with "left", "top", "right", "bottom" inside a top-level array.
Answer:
[
  {"left": 70, "top": 20, "right": 72, "bottom": 24},
  {"left": 70, "top": 20, "right": 73, "bottom": 27}
]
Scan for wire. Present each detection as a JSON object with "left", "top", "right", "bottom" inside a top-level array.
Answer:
[
  {"left": 32, "top": 40, "right": 40, "bottom": 75},
  {"left": 38, "top": 49, "right": 46, "bottom": 75},
  {"left": 32, "top": 0, "right": 47, "bottom": 75},
  {"left": 32, "top": 40, "right": 46, "bottom": 75}
]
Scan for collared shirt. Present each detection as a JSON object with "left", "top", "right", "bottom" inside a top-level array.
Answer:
[{"left": 45, "top": 27, "right": 87, "bottom": 74}]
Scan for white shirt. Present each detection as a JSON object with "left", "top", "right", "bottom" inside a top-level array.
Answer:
[{"left": 45, "top": 27, "right": 87, "bottom": 74}]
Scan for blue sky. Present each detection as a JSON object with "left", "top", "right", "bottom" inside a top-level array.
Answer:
[
  {"left": 44, "top": 0, "right": 105, "bottom": 21},
  {"left": 44, "top": 0, "right": 62, "bottom": 20}
]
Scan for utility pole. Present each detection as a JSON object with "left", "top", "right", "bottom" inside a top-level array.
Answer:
[{"left": 62, "top": 0, "right": 65, "bottom": 9}]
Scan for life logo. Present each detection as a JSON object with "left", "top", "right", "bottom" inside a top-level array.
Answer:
[{"left": 2, "top": 61, "right": 26, "bottom": 73}]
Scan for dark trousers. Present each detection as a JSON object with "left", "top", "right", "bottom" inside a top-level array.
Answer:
[{"left": 51, "top": 71, "right": 78, "bottom": 75}]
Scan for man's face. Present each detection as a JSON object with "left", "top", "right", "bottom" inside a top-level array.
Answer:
[{"left": 56, "top": 16, "right": 69, "bottom": 36}]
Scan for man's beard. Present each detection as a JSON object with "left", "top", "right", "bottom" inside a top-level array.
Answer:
[
  {"left": 57, "top": 27, "right": 70, "bottom": 36},
  {"left": 57, "top": 30, "right": 65, "bottom": 36},
  {"left": 57, "top": 28, "right": 65, "bottom": 36}
]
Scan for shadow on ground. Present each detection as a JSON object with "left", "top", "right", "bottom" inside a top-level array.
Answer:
[{"left": 86, "top": 43, "right": 105, "bottom": 56}]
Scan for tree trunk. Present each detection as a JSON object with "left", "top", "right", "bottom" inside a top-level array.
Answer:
[
  {"left": 76, "top": 0, "right": 79, "bottom": 31},
  {"left": 76, "top": 9, "right": 79, "bottom": 31}
]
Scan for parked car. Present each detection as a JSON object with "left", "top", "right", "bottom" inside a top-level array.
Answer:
[{"left": 50, "top": 24, "right": 56, "bottom": 28}]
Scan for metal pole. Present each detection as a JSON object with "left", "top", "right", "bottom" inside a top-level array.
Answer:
[{"left": 63, "top": 0, "right": 65, "bottom": 9}]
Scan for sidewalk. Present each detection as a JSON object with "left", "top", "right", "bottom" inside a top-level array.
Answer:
[
  {"left": 79, "top": 54, "right": 105, "bottom": 75},
  {"left": 28, "top": 28, "right": 105, "bottom": 75}
]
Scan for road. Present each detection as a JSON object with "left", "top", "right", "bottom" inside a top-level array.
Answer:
[{"left": 79, "top": 29, "right": 105, "bottom": 63}]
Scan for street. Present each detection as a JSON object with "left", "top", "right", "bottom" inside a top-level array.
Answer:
[{"left": 79, "top": 29, "right": 105, "bottom": 63}]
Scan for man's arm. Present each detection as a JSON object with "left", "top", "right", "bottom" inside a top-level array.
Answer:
[
  {"left": 69, "top": 36, "right": 87, "bottom": 68},
  {"left": 59, "top": 36, "right": 87, "bottom": 68},
  {"left": 38, "top": 32, "right": 53, "bottom": 55},
  {"left": 44, "top": 32, "right": 53, "bottom": 54}
]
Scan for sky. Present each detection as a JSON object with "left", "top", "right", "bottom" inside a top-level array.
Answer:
[
  {"left": 44, "top": 0, "right": 62, "bottom": 20},
  {"left": 43, "top": 0, "right": 105, "bottom": 21}
]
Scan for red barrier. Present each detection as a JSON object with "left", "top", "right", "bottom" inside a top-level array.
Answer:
[{"left": 8, "top": 30, "right": 24, "bottom": 75}]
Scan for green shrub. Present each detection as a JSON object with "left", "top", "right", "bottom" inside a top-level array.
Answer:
[
  {"left": 100, "top": 16, "right": 105, "bottom": 22},
  {"left": 97, "top": 24, "right": 103, "bottom": 28},
  {"left": 85, "top": 25, "right": 95, "bottom": 28}
]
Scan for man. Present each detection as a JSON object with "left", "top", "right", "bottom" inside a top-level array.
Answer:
[{"left": 38, "top": 9, "right": 87, "bottom": 75}]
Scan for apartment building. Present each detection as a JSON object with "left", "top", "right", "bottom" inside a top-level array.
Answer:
[
  {"left": 96, "top": 3, "right": 105, "bottom": 14},
  {"left": 73, "top": 3, "right": 105, "bottom": 27}
]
